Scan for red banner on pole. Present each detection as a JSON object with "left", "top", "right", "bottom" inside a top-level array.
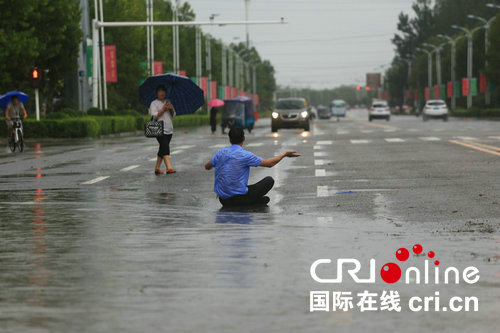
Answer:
[
  {"left": 479, "top": 74, "right": 487, "bottom": 93},
  {"left": 232, "top": 87, "right": 237, "bottom": 97},
  {"left": 153, "top": 61, "right": 163, "bottom": 75},
  {"left": 424, "top": 88, "right": 430, "bottom": 101},
  {"left": 200, "top": 77, "right": 208, "bottom": 97},
  {"left": 256, "top": 94, "right": 260, "bottom": 105},
  {"left": 225, "top": 86, "right": 230, "bottom": 99},
  {"left": 210, "top": 81, "right": 217, "bottom": 99},
  {"left": 178, "top": 70, "right": 187, "bottom": 77},
  {"left": 383, "top": 91, "right": 389, "bottom": 100},
  {"left": 405, "top": 90, "right": 410, "bottom": 100},
  {"left": 462, "top": 78, "right": 469, "bottom": 96},
  {"left": 446, "top": 82, "right": 453, "bottom": 98},
  {"left": 434, "top": 85, "right": 440, "bottom": 99},
  {"left": 104, "top": 45, "right": 117, "bottom": 83},
  {"left": 414, "top": 90, "right": 419, "bottom": 102}
]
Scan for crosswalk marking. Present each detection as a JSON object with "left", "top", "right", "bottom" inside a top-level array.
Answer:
[
  {"left": 361, "top": 130, "right": 374, "bottom": 133},
  {"left": 454, "top": 136, "right": 478, "bottom": 141},
  {"left": 148, "top": 157, "right": 158, "bottom": 162},
  {"left": 350, "top": 139, "right": 371, "bottom": 144},
  {"left": 337, "top": 131, "right": 349, "bottom": 135},
  {"left": 315, "top": 169, "right": 326, "bottom": 177},
  {"left": 316, "top": 140, "right": 333, "bottom": 145},
  {"left": 489, "top": 136, "right": 500, "bottom": 140},
  {"left": 120, "top": 165, "right": 139, "bottom": 172},
  {"left": 314, "top": 160, "right": 326, "bottom": 166},
  {"left": 176, "top": 145, "right": 195, "bottom": 149},
  {"left": 314, "top": 151, "right": 327, "bottom": 157},
  {"left": 170, "top": 149, "right": 184, "bottom": 155},
  {"left": 385, "top": 138, "right": 405, "bottom": 143},
  {"left": 247, "top": 142, "right": 264, "bottom": 147},
  {"left": 210, "top": 144, "right": 227, "bottom": 148},
  {"left": 317, "top": 186, "right": 329, "bottom": 197},
  {"left": 313, "top": 145, "right": 321, "bottom": 150},
  {"left": 419, "top": 137, "right": 441, "bottom": 141},
  {"left": 384, "top": 129, "right": 397, "bottom": 133},
  {"left": 81, "top": 176, "right": 110, "bottom": 185}
]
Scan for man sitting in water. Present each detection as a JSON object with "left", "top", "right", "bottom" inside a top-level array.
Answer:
[{"left": 205, "top": 128, "right": 300, "bottom": 206}]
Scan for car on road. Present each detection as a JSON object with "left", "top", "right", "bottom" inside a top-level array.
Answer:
[
  {"left": 422, "top": 99, "right": 448, "bottom": 122},
  {"left": 369, "top": 100, "right": 390, "bottom": 121},
  {"left": 271, "top": 98, "right": 310, "bottom": 132},
  {"left": 331, "top": 99, "right": 347, "bottom": 119},
  {"left": 317, "top": 105, "right": 331, "bottom": 119}
]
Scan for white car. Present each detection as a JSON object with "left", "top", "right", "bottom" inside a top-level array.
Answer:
[
  {"left": 423, "top": 99, "right": 448, "bottom": 121},
  {"left": 369, "top": 101, "right": 390, "bottom": 121}
]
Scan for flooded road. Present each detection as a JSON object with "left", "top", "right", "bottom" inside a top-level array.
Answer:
[{"left": 1, "top": 111, "right": 499, "bottom": 332}]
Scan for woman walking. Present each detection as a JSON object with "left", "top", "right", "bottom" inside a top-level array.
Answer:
[{"left": 150, "top": 85, "right": 177, "bottom": 175}]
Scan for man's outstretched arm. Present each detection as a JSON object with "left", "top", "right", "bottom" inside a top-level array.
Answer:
[{"left": 260, "top": 151, "right": 300, "bottom": 168}]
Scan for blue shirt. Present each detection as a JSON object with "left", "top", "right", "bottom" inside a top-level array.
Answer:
[{"left": 211, "top": 145, "right": 263, "bottom": 199}]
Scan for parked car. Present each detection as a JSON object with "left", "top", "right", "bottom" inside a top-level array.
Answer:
[
  {"left": 271, "top": 98, "right": 310, "bottom": 132},
  {"left": 317, "top": 105, "right": 331, "bottom": 119},
  {"left": 422, "top": 99, "right": 448, "bottom": 122},
  {"left": 369, "top": 100, "right": 390, "bottom": 121}
]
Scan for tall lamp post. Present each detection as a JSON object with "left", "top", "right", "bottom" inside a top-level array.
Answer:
[
  {"left": 451, "top": 24, "right": 484, "bottom": 109},
  {"left": 416, "top": 47, "right": 433, "bottom": 93},
  {"left": 437, "top": 34, "right": 466, "bottom": 110},
  {"left": 423, "top": 42, "right": 443, "bottom": 87},
  {"left": 467, "top": 13, "right": 497, "bottom": 105}
]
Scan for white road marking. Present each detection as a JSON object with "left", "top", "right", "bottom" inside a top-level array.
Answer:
[
  {"left": 454, "top": 136, "right": 478, "bottom": 141},
  {"left": 419, "top": 137, "right": 441, "bottom": 141},
  {"left": 247, "top": 142, "right": 264, "bottom": 147},
  {"left": 337, "top": 131, "right": 349, "bottom": 135},
  {"left": 148, "top": 157, "right": 158, "bottom": 162},
  {"left": 314, "top": 160, "right": 326, "bottom": 166},
  {"left": 170, "top": 149, "right": 184, "bottom": 155},
  {"left": 317, "top": 185, "right": 329, "bottom": 197},
  {"left": 176, "top": 145, "right": 195, "bottom": 149},
  {"left": 314, "top": 151, "right": 328, "bottom": 157},
  {"left": 350, "top": 139, "right": 371, "bottom": 144},
  {"left": 316, "top": 140, "right": 333, "bottom": 145},
  {"left": 210, "top": 144, "right": 227, "bottom": 148},
  {"left": 315, "top": 169, "right": 326, "bottom": 177},
  {"left": 81, "top": 176, "right": 110, "bottom": 185},
  {"left": 313, "top": 145, "right": 321, "bottom": 150},
  {"left": 361, "top": 130, "right": 374, "bottom": 133},
  {"left": 120, "top": 165, "right": 140, "bottom": 172},
  {"left": 72, "top": 148, "right": 95, "bottom": 153},
  {"left": 489, "top": 136, "right": 500, "bottom": 140},
  {"left": 384, "top": 129, "right": 397, "bottom": 133},
  {"left": 385, "top": 138, "right": 405, "bottom": 143}
]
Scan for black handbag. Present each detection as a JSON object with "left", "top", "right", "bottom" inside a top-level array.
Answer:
[{"left": 144, "top": 117, "right": 164, "bottom": 137}]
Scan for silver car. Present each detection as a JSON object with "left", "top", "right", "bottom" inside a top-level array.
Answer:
[{"left": 271, "top": 98, "right": 311, "bottom": 132}]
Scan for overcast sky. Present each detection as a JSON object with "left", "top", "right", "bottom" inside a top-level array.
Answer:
[{"left": 185, "top": 0, "right": 416, "bottom": 89}]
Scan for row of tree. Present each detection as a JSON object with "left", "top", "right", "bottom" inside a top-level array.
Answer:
[
  {"left": 386, "top": 0, "right": 500, "bottom": 108},
  {"left": 0, "top": 0, "right": 277, "bottom": 113}
]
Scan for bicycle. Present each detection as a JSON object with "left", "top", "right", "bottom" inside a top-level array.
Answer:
[{"left": 8, "top": 118, "right": 24, "bottom": 153}]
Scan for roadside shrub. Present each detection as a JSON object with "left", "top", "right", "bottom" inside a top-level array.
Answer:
[
  {"left": 87, "top": 107, "right": 104, "bottom": 116},
  {"left": 120, "top": 109, "right": 143, "bottom": 117},
  {"left": 452, "top": 108, "right": 500, "bottom": 118}
]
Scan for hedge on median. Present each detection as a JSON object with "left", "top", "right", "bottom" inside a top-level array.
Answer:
[
  {"left": 451, "top": 108, "right": 500, "bottom": 118},
  {"left": 0, "top": 114, "right": 210, "bottom": 138}
]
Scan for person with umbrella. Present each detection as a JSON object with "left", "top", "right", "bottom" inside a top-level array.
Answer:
[
  {"left": 4, "top": 95, "right": 27, "bottom": 143},
  {"left": 208, "top": 99, "right": 224, "bottom": 135},
  {"left": 150, "top": 85, "right": 176, "bottom": 175},
  {"left": 139, "top": 73, "right": 204, "bottom": 175}
]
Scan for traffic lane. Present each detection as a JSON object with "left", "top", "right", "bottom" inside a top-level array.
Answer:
[{"left": 1, "top": 118, "right": 499, "bottom": 332}]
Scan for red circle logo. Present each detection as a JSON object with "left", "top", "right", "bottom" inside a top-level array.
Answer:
[{"left": 380, "top": 263, "right": 401, "bottom": 283}]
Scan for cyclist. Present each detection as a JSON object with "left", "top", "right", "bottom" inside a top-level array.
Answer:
[{"left": 5, "top": 95, "right": 27, "bottom": 142}]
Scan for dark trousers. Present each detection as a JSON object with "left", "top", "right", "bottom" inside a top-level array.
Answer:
[
  {"left": 156, "top": 134, "right": 172, "bottom": 158},
  {"left": 219, "top": 176, "right": 274, "bottom": 206}
]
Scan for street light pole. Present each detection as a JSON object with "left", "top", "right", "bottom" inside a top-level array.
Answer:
[
  {"left": 221, "top": 43, "right": 227, "bottom": 99},
  {"left": 416, "top": 47, "right": 433, "bottom": 91},
  {"left": 437, "top": 34, "right": 465, "bottom": 110},
  {"left": 468, "top": 14, "right": 497, "bottom": 105},
  {"left": 195, "top": 27, "right": 201, "bottom": 86},
  {"left": 452, "top": 25, "right": 483, "bottom": 109},
  {"left": 206, "top": 37, "right": 212, "bottom": 104},
  {"left": 423, "top": 43, "right": 443, "bottom": 87},
  {"left": 245, "top": 0, "right": 250, "bottom": 50}
]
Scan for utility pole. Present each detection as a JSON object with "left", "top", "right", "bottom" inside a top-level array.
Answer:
[
  {"left": 438, "top": 34, "right": 464, "bottom": 110},
  {"left": 228, "top": 49, "right": 234, "bottom": 96},
  {"left": 206, "top": 37, "right": 212, "bottom": 105},
  {"left": 98, "top": 0, "right": 108, "bottom": 109},
  {"left": 195, "top": 27, "right": 201, "bottom": 86},
  {"left": 221, "top": 44, "right": 227, "bottom": 99},
  {"left": 245, "top": 0, "right": 250, "bottom": 49}
]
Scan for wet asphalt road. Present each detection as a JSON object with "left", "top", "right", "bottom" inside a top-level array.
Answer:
[{"left": 0, "top": 109, "right": 499, "bottom": 333}]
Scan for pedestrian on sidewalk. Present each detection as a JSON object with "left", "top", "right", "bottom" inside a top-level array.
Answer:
[
  {"left": 205, "top": 128, "right": 300, "bottom": 206},
  {"left": 150, "top": 85, "right": 177, "bottom": 175}
]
